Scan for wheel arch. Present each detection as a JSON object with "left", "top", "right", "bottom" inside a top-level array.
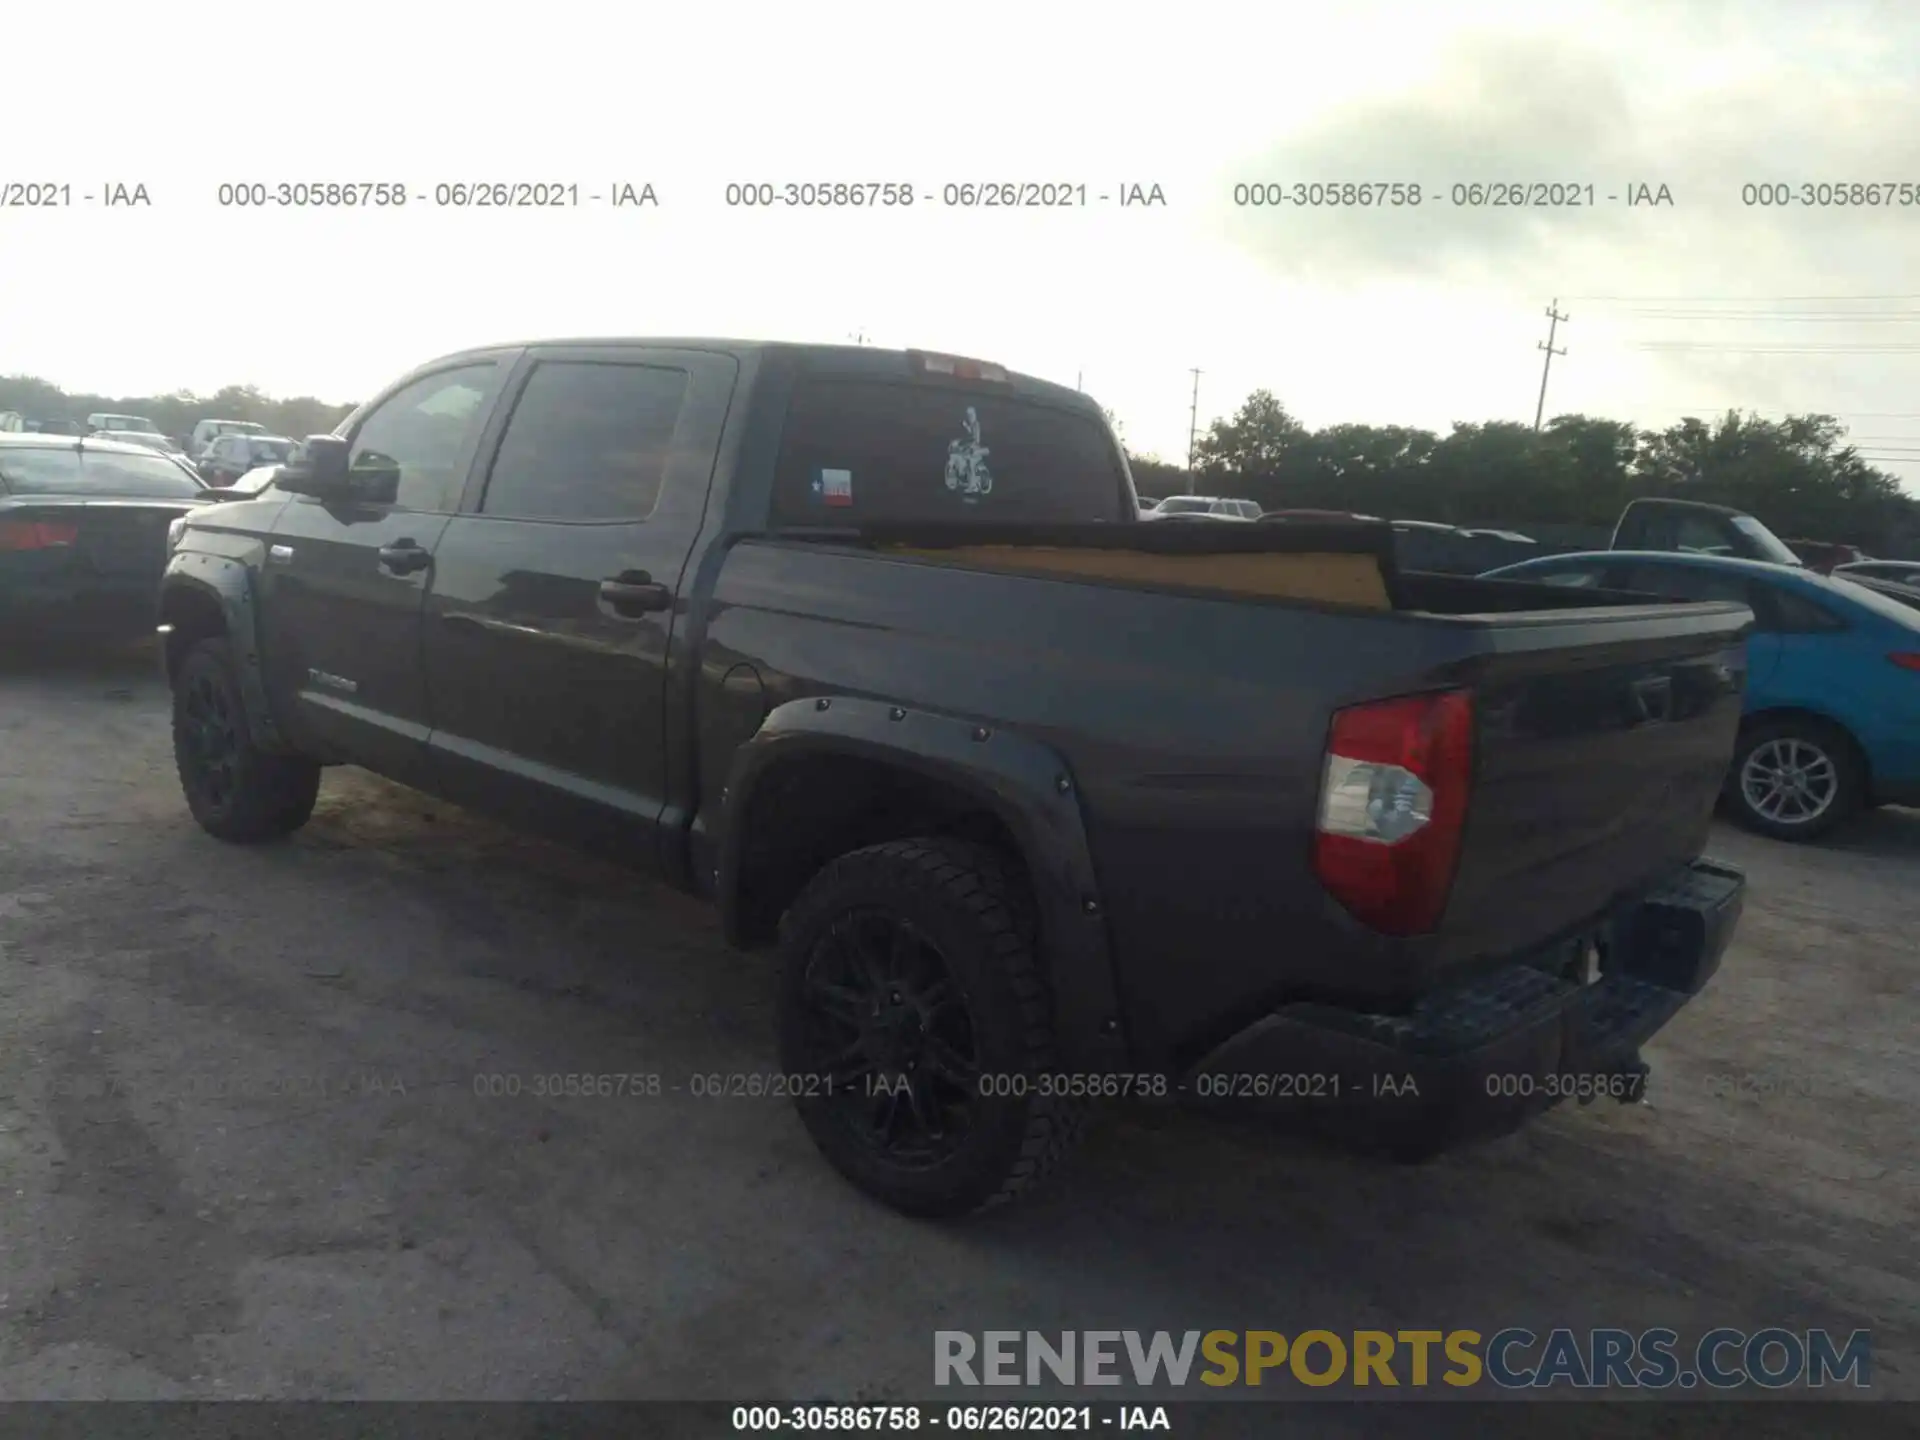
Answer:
[
  {"left": 712, "top": 696, "right": 1129, "bottom": 1072},
  {"left": 159, "top": 557, "right": 293, "bottom": 754}
]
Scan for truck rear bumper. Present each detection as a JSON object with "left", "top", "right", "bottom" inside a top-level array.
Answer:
[{"left": 1178, "top": 857, "right": 1745, "bottom": 1156}]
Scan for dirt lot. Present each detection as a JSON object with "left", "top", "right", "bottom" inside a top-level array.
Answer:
[{"left": 0, "top": 643, "right": 1914, "bottom": 1422}]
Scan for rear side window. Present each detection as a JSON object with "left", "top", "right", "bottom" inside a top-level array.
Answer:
[
  {"left": 1525, "top": 564, "right": 1613, "bottom": 588},
  {"left": 0, "top": 445, "right": 203, "bottom": 498},
  {"left": 482, "top": 361, "right": 689, "bottom": 521},
  {"left": 1618, "top": 563, "right": 1753, "bottom": 605},
  {"left": 772, "top": 378, "right": 1125, "bottom": 525},
  {"left": 1762, "top": 585, "right": 1846, "bottom": 633}
]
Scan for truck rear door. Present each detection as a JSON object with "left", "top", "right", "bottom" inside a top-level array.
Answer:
[{"left": 418, "top": 346, "right": 738, "bottom": 872}]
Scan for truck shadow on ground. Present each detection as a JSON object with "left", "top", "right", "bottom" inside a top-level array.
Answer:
[{"left": 272, "top": 771, "right": 1908, "bottom": 1387}]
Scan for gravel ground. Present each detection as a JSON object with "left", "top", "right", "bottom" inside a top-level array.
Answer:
[{"left": 0, "top": 642, "right": 1913, "bottom": 1429}]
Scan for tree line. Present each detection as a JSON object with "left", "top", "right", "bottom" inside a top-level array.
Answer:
[
  {"left": 0, "top": 375, "right": 355, "bottom": 447},
  {"left": 1124, "top": 391, "right": 1920, "bottom": 556},
  {"left": 8, "top": 370, "right": 1914, "bottom": 556}
]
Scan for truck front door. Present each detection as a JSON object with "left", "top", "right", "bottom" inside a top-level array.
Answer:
[{"left": 259, "top": 358, "right": 509, "bottom": 784}]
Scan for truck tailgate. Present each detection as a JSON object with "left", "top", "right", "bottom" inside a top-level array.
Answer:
[{"left": 1435, "top": 601, "right": 1750, "bottom": 966}]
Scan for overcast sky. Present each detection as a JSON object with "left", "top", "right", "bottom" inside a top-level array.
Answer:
[{"left": 6, "top": 0, "right": 1918, "bottom": 486}]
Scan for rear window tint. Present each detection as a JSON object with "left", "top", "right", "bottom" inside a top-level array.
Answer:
[
  {"left": 0, "top": 446, "right": 203, "bottom": 498},
  {"left": 772, "top": 378, "right": 1125, "bottom": 525}
]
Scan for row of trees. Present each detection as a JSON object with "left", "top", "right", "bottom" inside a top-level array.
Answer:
[
  {"left": 1122, "top": 392, "right": 1920, "bottom": 555},
  {"left": 8, "top": 370, "right": 1913, "bottom": 555},
  {"left": 0, "top": 376, "right": 355, "bottom": 447}
]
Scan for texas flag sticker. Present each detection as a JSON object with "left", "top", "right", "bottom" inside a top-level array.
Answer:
[{"left": 816, "top": 468, "right": 854, "bottom": 507}]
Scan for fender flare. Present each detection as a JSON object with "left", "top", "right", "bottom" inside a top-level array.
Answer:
[
  {"left": 159, "top": 553, "right": 294, "bottom": 755},
  {"left": 716, "top": 695, "right": 1130, "bottom": 1072}
]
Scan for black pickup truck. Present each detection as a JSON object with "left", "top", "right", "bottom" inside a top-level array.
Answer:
[{"left": 158, "top": 340, "right": 1750, "bottom": 1217}]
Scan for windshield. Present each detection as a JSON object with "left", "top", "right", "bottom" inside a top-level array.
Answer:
[
  {"left": 0, "top": 445, "right": 205, "bottom": 498},
  {"left": 97, "top": 416, "right": 161, "bottom": 434},
  {"left": 247, "top": 438, "right": 294, "bottom": 462},
  {"left": 1729, "top": 514, "right": 1804, "bottom": 566},
  {"left": 216, "top": 422, "right": 266, "bottom": 436},
  {"left": 1155, "top": 495, "right": 1213, "bottom": 514}
]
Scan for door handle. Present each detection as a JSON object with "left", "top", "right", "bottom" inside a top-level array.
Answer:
[
  {"left": 598, "top": 571, "right": 672, "bottom": 616},
  {"left": 378, "top": 541, "right": 432, "bottom": 576}
]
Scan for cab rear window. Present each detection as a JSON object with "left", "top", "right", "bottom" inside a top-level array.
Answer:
[{"left": 771, "top": 378, "right": 1125, "bottom": 526}]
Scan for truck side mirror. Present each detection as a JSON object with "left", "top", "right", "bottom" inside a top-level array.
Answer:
[{"left": 277, "top": 435, "right": 356, "bottom": 498}]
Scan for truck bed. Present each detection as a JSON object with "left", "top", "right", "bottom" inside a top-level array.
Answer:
[{"left": 705, "top": 519, "right": 1752, "bottom": 1066}]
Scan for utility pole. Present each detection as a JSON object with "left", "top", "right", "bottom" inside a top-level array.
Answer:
[
  {"left": 1534, "top": 300, "right": 1568, "bottom": 431},
  {"left": 849, "top": 328, "right": 868, "bottom": 346},
  {"left": 1186, "top": 368, "right": 1202, "bottom": 492}
]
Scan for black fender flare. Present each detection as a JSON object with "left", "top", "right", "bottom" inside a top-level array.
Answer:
[
  {"left": 159, "top": 553, "right": 294, "bottom": 755},
  {"left": 716, "top": 695, "right": 1130, "bottom": 1072}
]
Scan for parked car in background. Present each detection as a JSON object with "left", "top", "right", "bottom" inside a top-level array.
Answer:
[
  {"left": 1837, "top": 572, "right": 1920, "bottom": 613},
  {"left": 190, "top": 418, "right": 268, "bottom": 461},
  {"left": 85, "top": 412, "right": 163, "bottom": 436},
  {"left": 199, "top": 433, "right": 296, "bottom": 487},
  {"left": 1261, "top": 508, "right": 1385, "bottom": 523},
  {"left": 1141, "top": 494, "right": 1261, "bottom": 520},
  {"left": 1609, "top": 497, "right": 1805, "bottom": 567},
  {"left": 1482, "top": 549, "right": 1920, "bottom": 841},
  {"left": 1785, "top": 539, "right": 1867, "bottom": 573},
  {"left": 0, "top": 412, "right": 24, "bottom": 433},
  {"left": 0, "top": 434, "right": 213, "bottom": 642},
  {"left": 99, "top": 428, "right": 192, "bottom": 461},
  {"left": 1836, "top": 559, "right": 1920, "bottom": 586}
]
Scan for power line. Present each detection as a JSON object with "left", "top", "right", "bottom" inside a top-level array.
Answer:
[
  {"left": 1628, "top": 343, "right": 1920, "bottom": 353},
  {"left": 1615, "top": 312, "right": 1920, "bottom": 322},
  {"left": 1562, "top": 292, "right": 1920, "bottom": 302},
  {"left": 1534, "top": 300, "right": 1569, "bottom": 431}
]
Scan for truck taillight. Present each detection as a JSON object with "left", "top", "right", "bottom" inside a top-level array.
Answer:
[
  {"left": 0, "top": 519, "right": 79, "bottom": 551},
  {"left": 908, "top": 350, "right": 1009, "bottom": 383},
  {"left": 1890, "top": 653, "right": 1920, "bottom": 672},
  {"left": 1312, "top": 689, "right": 1474, "bottom": 936}
]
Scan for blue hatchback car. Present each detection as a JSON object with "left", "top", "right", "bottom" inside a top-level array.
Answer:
[{"left": 1482, "top": 550, "right": 1920, "bottom": 841}]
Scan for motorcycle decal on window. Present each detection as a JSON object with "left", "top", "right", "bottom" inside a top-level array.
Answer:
[{"left": 944, "top": 407, "right": 993, "bottom": 501}]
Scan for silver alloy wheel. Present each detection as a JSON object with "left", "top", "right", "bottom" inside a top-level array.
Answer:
[{"left": 1739, "top": 737, "right": 1838, "bottom": 825}]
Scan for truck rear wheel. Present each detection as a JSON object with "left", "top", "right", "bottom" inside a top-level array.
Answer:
[
  {"left": 1724, "top": 716, "right": 1862, "bottom": 842},
  {"left": 776, "top": 838, "right": 1086, "bottom": 1218},
  {"left": 172, "top": 637, "right": 321, "bottom": 842}
]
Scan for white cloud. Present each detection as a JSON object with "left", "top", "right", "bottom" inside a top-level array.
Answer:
[{"left": 4, "top": 0, "right": 1915, "bottom": 486}]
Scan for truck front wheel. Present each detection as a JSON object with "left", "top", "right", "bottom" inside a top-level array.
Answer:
[
  {"left": 172, "top": 637, "right": 321, "bottom": 842},
  {"left": 776, "top": 838, "right": 1086, "bottom": 1218}
]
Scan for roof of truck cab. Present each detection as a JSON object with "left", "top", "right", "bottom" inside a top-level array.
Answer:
[{"left": 413, "top": 338, "right": 1100, "bottom": 410}]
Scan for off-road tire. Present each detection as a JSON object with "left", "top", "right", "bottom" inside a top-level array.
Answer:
[
  {"left": 777, "top": 838, "right": 1088, "bottom": 1218},
  {"left": 172, "top": 637, "right": 321, "bottom": 842}
]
